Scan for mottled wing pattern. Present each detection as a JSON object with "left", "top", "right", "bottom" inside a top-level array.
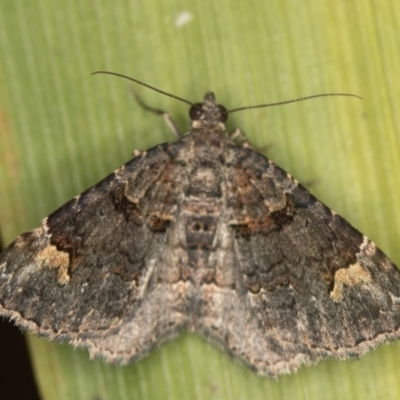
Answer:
[
  {"left": 1, "top": 89, "right": 400, "bottom": 377},
  {"left": 0, "top": 144, "right": 192, "bottom": 363},
  {"left": 198, "top": 145, "right": 400, "bottom": 376}
]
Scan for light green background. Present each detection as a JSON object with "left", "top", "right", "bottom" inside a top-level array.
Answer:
[{"left": 0, "top": 1, "right": 400, "bottom": 399}]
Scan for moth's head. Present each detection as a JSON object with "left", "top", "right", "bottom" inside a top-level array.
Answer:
[{"left": 189, "top": 92, "right": 228, "bottom": 129}]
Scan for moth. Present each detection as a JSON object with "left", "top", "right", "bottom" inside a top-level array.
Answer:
[{"left": 1, "top": 72, "right": 399, "bottom": 377}]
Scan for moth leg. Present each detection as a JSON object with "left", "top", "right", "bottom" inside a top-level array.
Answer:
[
  {"left": 131, "top": 89, "right": 182, "bottom": 138},
  {"left": 230, "top": 128, "right": 271, "bottom": 154},
  {"left": 230, "top": 128, "right": 256, "bottom": 149},
  {"left": 130, "top": 148, "right": 143, "bottom": 159}
]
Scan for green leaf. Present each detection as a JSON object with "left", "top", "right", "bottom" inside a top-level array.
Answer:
[{"left": 0, "top": 1, "right": 400, "bottom": 399}]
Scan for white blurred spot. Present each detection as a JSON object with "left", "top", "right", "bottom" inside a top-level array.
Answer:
[{"left": 175, "top": 11, "right": 193, "bottom": 28}]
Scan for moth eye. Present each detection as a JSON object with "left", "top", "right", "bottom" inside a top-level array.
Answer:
[
  {"left": 189, "top": 103, "right": 203, "bottom": 120},
  {"left": 218, "top": 105, "right": 228, "bottom": 122}
]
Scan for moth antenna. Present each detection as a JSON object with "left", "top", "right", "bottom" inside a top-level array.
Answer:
[
  {"left": 92, "top": 71, "right": 362, "bottom": 114},
  {"left": 228, "top": 93, "right": 363, "bottom": 114},
  {"left": 91, "top": 71, "right": 194, "bottom": 106}
]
